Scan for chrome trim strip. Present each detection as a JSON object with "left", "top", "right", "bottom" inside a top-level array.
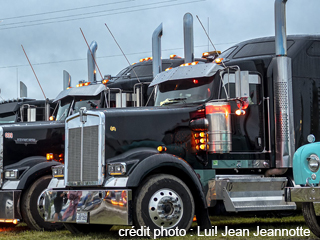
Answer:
[
  {"left": 47, "top": 178, "right": 65, "bottom": 189},
  {"left": 104, "top": 177, "right": 128, "bottom": 188},
  {"left": 2, "top": 180, "right": 19, "bottom": 190}
]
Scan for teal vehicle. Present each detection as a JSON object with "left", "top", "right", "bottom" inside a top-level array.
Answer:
[{"left": 286, "top": 136, "right": 320, "bottom": 238}]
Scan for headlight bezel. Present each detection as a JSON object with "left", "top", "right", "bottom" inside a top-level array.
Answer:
[
  {"left": 307, "top": 154, "right": 320, "bottom": 172},
  {"left": 52, "top": 165, "right": 65, "bottom": 178},
  {"left": 108, "top": 163, "right": 126, "bottom": 176}
]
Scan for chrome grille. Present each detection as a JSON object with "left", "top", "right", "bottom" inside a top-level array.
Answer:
[
  {"left": 66, "top": 112, "right": 104, "bottom": 186},
  {"left": 82, "top": 126, "right": 99, "bottom": 182},
  {"left": 68, "top": 128, "right": 81, "bottom": 182}
]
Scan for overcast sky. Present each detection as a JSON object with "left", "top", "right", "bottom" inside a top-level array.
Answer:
[{"left": 0, "top": 0, "right": 319, "bottom": 100}]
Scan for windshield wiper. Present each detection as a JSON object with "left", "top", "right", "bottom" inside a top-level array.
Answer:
[{"left": 160, "top": 97, "right": 187, "bottom": 106}]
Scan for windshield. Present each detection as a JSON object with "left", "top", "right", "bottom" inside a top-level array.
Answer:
[
  {"left": 56, "top": 95, "right": 102, "bottom": 121},
  {"left": 154, "top": 76, "right": 214, "bottom": 106},
  {"left": 72, "top": 95, "right": 101, "bottom": 114},
  {"left": 0, "top": 113, "right": 16, "bottom": 124},
  {"left": 56, "top": 97, "right": 72, "bottom": 121}
]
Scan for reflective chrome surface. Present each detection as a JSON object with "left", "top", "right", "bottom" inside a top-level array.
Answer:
[
  {"left": 183, "top": 13, "right": 194, "bottom": 63},
  {"left": 273, "top": 56, "right": 294, "bottom": 168},
  {"left": 42, "top": 189, "right": 132, "bottom": 225},
  {"left": 148, "top": 188, "right": 182, "bottom": 228},
  {"left": 287, "top": 187, "right": 320, "bottom": 202},
  {"left": 152, "top": 23, "right": 163, "bottom": 78},
  {"left": 104, "top": 177, "right": 128, "bottom": 187},
  {"left": 206, "top": 102, "right": 231, "bottom": 153},
  {"left": 0, "top": 190, "right": 21, "bottom": 219},
  {"left": 275, "top": 0, "right": 287, "bottom": 56},
  {"left": 87, "top": 41, "right": 98, "bottom": 83},
  {"left": 2, "top": 180, "right": 19, "bottom": 190},
  {"left": 65, "top": 111, "right": 105, "bottom": 186}
]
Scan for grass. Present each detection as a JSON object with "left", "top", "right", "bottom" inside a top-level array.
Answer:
[{"left": 0, "top": 214, "right": 318, "bottom": 240}]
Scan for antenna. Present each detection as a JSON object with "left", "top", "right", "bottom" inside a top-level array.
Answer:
[
  {"left": 196, "top": 15, "right": 226, "bottom": 68},
  {"left": 79, "top": 28, "right": 104, "bottom": 81},
  {"left": 21, "top": 45, "right": 47, "bottom": 99},
  {"left": 104, "top": 23, "right": 141, "bottom": 83},
  {"left": 0, "top": 89, "right": 4, "bottom": 101}
]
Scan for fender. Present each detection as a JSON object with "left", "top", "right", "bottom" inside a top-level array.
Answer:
[
  {"left": 17, "top": 158, "right": 61, "bottom": 189},
  {"left": 126, "top": 153, "right": 211, "bottom": 229}
]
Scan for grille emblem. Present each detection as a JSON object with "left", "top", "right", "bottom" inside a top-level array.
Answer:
[{"left": 79, "top": 107, "right": 87, "bottom": 124}]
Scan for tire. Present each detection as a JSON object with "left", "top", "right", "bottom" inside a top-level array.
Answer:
[
  {"left": 64, "top": 223, "right": 112, "bottom": 234},
  {"left": 21, "top": 175, "right": 64, "bottom": 231},
  {"left": 302, "top": 202, "right": 320, "bottom": 237},
  {"left": 134, "top": 174, "right": 194, "bottom": 235}
]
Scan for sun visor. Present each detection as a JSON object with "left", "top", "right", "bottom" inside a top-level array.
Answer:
[
  {"left": 149, "top": 63, "right": 223, "bottom": 87},
  {"left": 54, "top": 84, "right": 107, "bottom": 102}
]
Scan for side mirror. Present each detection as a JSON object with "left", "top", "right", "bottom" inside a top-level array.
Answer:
[{"left": 235, "top": 70, "right": 250, "bottom": 99}]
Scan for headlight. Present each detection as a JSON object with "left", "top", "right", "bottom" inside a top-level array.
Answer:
[
  {"left": 4, "top": 169, "right": 19, "bottom": 180},
  {"left": 52, "top": 165, "right": 64, "bottom": 178},
  {"left": 307, "top": 154, "right": 320, "bottom": 172},
  {"left": 108, "top": 163, "right": 126, "bottom": 176}
]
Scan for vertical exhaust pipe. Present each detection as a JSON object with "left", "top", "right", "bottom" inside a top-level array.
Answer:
[
  {"left": 20, "top": 81, "right": 27, "bottom": 98},
  {"left": 63, "top": 70, "right": 71, "bottom": 90},
  {"left": 275, "top": 0, "right": 287, "bottom": 56},
  {"left": 152, "top": 23, "right": 163, "bottom": 78},
  {"left": 87, "top": 41, "right": 98, "bottom": 82},
  {"left": 266, "top": 0, "right": 294, "bottom": 175},
  {"left": 183, "top": 13, "right": 194, "bottom": 63}
]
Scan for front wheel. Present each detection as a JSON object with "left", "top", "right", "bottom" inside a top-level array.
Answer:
[
  {"left": 21, "top": 175, "right": 64, "bottom": 231},
  {"left": 134, "top": 174, "right": 194, "bottom": 235},
  {"left": 302, "top": 202, "right": 320, "bottom": 237}
]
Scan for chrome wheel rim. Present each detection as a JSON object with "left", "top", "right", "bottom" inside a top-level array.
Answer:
[{"left": 148, "top": 188, "right": 183, "bottom": 228}]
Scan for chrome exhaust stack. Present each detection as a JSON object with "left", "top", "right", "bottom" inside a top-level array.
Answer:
[
  {"left": 63, "top": 70, "right": 71, "bottom": 90},
  {"left": 87, "top": 41, "right": 98, "bottom": 82},
  {"left": 20, "top": 81, "right": 27, "bottom": 98},
  {"left": 183, "top": 13, "right": 194, "bottom": 63},
  {"left": 267, "top": 0, "right": 294, "bottom": 174},
  {"left": 152, "top": 23, "right": 163, "bottom": 78}
]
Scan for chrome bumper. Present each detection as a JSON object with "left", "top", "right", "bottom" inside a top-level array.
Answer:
[
  {"left": 286, "top": 187, "right": 320, "bottom": 202},
  {"left": 0, "top": 190, "right": 21, "bottom": 219},
  {"left": 41, "top": 189, "right": 132, "bottom": 225}
]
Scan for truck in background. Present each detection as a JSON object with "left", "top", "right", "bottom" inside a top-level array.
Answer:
[
  {"left": 0, "top": 17, "right": 201, "bottom": 230},
  {"left": 40, "top": 0, "right": 320, "bottom": 234}
]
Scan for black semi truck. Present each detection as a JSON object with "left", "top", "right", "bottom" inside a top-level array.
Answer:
[
  {"left": 40, "top": 0, "right": 320, "bottom": 234},
  {"left": 0, "top": 20, "right": 198, "bottom": 230}
]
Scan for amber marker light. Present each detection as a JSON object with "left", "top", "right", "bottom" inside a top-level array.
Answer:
[
  {"left": 84, "top": 82, "right": 91, "bottom": 86},
  {"left": 102, "top": 79, "right": 109, "bottom": 84},
  {"left": 165, "top": 67, "right": 172, "bottom": 71},
  {"left": 235, "top": 109, "right": 246, "bottom": 116},
  {"left": 157, "top": 145, "right": 167, "bottom": 152},
  {"left": 215, "top": 58, "right": 223, "bottom": 64},
  {"left": 46, "top": 153, "right": 54, "bottom": 161},
  {"left": 49, "top": 116, "right": 54, "bottom": 121}
]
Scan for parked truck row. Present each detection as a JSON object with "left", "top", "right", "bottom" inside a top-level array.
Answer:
[{"left": 1, "top": 0, "right": 320, "bottom": 237}]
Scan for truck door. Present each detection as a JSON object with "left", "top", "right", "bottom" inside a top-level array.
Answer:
[{"left": 221, "top": 72, "right": 265, "bottom": 152}]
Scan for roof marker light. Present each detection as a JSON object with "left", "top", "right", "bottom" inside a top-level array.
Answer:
[{"left": 215, "top": 58, "right": 223, "bottom": 64}]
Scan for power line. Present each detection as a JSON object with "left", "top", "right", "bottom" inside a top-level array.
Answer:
[
  {"left": 0, "top": 0, "right": 134, "bottom": 21},
  {"left": 0, "top": 0, "right": 175, "bottom": 28},
  {"left": 0, "top": 42, "right": 237, "bottom": 69},
  {"left": 0, "top": 0, "right": 205, "bottom": 30}
]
